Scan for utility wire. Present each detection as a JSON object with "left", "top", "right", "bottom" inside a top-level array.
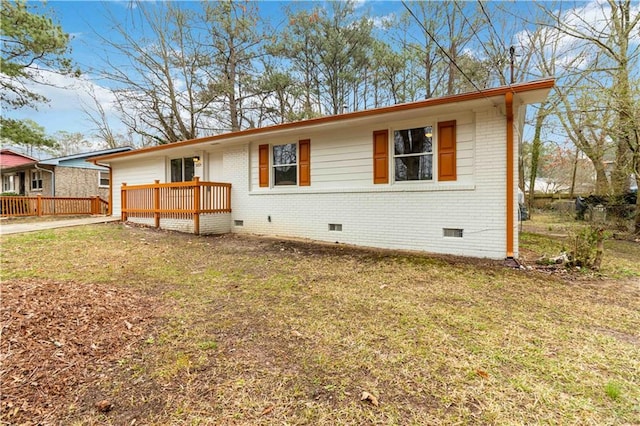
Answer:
[
  {"left": 477, "top": 0, "right": 510, "bottom": 53},
  {"left": 453, "top": 1, "right": 510, "bottom": 85},
  {"left": 400, "top": 0, "right": 487, "bottom": 98},
  {"left": 476, "top": 0, "right": 518, "bottom": 84}
]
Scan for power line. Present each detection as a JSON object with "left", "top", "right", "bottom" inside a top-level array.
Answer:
[
  {"left": 400, "top": 0, "right": 486, "bottom": 98},
  {"left": 477, "top": 0, "right": 509, "bottom": 53},
  {"left": 452, "top": 1, "right": 510, "bottom": 86},
  {"left": 476, "top": 0, "right": 517, "bottom": 84}
]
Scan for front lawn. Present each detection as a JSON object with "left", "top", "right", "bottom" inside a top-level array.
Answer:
[{"left": 1, "top": 223, "right": 638, "bottom": 425}]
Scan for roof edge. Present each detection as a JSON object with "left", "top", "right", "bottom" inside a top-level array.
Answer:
[{"left": 91, "top": 78, "right": 555, "bottom": 163}]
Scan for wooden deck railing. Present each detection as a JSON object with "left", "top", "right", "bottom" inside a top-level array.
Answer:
[
  {"left": 0, "top": 196, "right": 109, "bottom": 217},
  {"left": 121, "top": 177, "right": 231, "bottom": 235}
]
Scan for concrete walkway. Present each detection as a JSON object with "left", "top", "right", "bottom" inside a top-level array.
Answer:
[{"left": 0, "top": 216, "right": 120, "bottom": 236}]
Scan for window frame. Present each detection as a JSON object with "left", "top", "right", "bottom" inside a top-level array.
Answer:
[
  {"left": 2, "top": 174, "right": 15, "bottom": 192},
  {"left": 98, "top": 170, "right": 110, "bottom": 188},
  {"left": 392, "top": 125, "right": 434, "bottom": 182},
  {"left": 272, "top": 142, "right": 298, "bottom": 186},
  {"left": 169, "top": 157, "right": 197, "bottom": 183},
  {"left": 31, "top": 170, "right": 43, "bottom": 191}
]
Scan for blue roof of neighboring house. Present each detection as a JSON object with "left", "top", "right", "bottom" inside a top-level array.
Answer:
[{"left": 39, "top": 146, "right": 133, "bottom": 169}]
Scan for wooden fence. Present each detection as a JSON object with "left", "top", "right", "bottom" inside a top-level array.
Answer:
[
  {"left": 121, "top": 177, "right": 231, "bottom": 235},
  {"left": 0, "top": 195, "right": 109, "bottom": 217}
]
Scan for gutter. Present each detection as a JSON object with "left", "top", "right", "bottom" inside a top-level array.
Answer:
[
  {"left": 92, "top": 160, "right": 113, "bottom": 216},
  {"left": 505, "top": 91, "right": 515, "bottom": 259},
  {"left": 34, "top": 163, "right": 55, "bottom": 196}
]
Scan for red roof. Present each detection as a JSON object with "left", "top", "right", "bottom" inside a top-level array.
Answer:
[{"left": 0, "top": 149, "right": 37, "bottom": 168}]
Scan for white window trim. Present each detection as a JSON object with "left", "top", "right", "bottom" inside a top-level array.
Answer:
[
  {"left": 169, "top": 157, "right": 197, "bottom": 182},
  {"left": 392, "top": 125, "right": 435, "bottom": 183},
  {"left": 272, "top": 142, "right": 298, "bottom": 187},
  {"left": 31, "top": 170, "right": 43, "bottom": 191},
  {"left": 98, "top": 170, "right": 110, "bottom": 188},
  {"left": 2, "top": 174, "right": 16, "bottom": 192}
]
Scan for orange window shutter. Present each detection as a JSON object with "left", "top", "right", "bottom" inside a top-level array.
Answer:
[
  {"left": 299, "top": 139, "right": 311, "bottom": 186},
  {"left": 258, "top": 144, "right": 269, "bottom": 187},
  {"left": 373, "top": 130, "right": 389, "bottom": 184},
  {"left": 437, "top": 120, "right": 457, "bottom": 181}
]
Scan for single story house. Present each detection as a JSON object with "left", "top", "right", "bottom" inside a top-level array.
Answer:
[
  {"left": 0, "top": 147, "right": 132, "bottom": 199},
  {"left": 0, "top": 149, "right": 38, "bottom": 194},
  {"left": 91, "top": 79, "right": 554, "bottom": 259}
]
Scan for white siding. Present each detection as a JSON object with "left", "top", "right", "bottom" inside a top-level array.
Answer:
[
  {"left": 111, "top": 157, "right": 166, "bottom": 216},
  {"left": 233, "top": 109, "right": 507, "bottom": 259},
  {"left": 108, "top": 104, "right": 517, "bottom": 259},
  {"left": 207, "top": 151, "right": 224, "bottom": 182}
]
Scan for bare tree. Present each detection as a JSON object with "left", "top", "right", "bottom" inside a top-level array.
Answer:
[
  {"left": 94, "top": 2, "right": 214, "bottom": 143},
  {"left": 537, "top": 0, "right": 640, "bottom": 231}
]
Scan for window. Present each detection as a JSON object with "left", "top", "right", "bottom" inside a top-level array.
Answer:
[
  {"left": 99, "top": 171, "right": 110, "bottom": 187},
  {"left": 170, "top": 157, "right": 196, "bottom": 182},
  {"left": 393, "top": 126, "right": 433, "bottom": 181},
  {"left": 31, "top": 170, "right": 43, "bottom": 190},
  {"left": 273, "top": 143, "right": 297, "bottom": 185},
  {"left": 2, "top": 175, "right": 15, "bottom": 192},
  {"left": 259, "top": 140, "right": 310, "bottom": 187}
]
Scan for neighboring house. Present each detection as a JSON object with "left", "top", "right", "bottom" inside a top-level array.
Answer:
[
  {"left": 91, "top": 80, "right": 554, "bottom": 259},
  {"left": 0, "top": 147, "right": 132, "bottom": 198},
  {"left": 0, "top": 149, "right": 37, "bottom": 194}
]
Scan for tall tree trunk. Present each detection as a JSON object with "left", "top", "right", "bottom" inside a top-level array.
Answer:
[
  {"left": 594, "top": 166, "right": 610, "bottom": 195},
  {"left": 527, "top": 105, "right": 547, "bottom": 215},
  {"left": 635, "top": 153, "right": 640, "bottom": 234}
]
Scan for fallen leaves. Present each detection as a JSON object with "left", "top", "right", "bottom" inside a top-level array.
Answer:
[
  {"left": 260, "top": 404, "right": 275, "bottom": 416},
  {"left": 0, "top": 278, "right": 157, "bottom": 424},
  {"left": 95, "top": 399, "right": 113, "bottom": 413},
  {"left": 361, "top": 391, "right": 379, "bottom": 407},
  {"left": 476, "top": 369, "right": 490, "bottom": 379}
]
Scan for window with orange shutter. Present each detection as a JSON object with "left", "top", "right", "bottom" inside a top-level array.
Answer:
[{"left": 393, "top": 126, "right": 433, "bottom": 181}]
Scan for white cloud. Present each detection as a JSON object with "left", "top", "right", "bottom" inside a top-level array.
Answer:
[
  {"left": 2, "top": 67, "right": 126, "bottom": 138},
  {"left": 370, "top": 12, "right": 395, "bottom": 29},
  {"left": 516, "top": 0, "right": 639, "bottom": 77}
]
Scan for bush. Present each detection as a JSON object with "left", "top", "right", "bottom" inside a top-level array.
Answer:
[{"left": 566, "top": 225, "right": 607, "bottom": 270}]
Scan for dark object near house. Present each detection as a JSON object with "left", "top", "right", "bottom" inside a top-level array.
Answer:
[
  {"left": 519, "top": 203, "right": 529, "bottom": 221},
  {"left": 575, "top": 192, "right": 637, "bottom": 220},
  {"left": 575, "top": 196, "right": 587, "bottom": 220}
]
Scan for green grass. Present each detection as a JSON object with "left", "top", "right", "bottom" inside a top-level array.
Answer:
[{"left": 1, "top": 223, "right": 639, "bottom": 425}]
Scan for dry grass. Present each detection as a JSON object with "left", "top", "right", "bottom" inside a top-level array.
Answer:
[{"left": 1, "top": 222, "right": 639, "bottom": 425}]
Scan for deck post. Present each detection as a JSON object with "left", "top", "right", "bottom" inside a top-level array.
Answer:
[
  {"left": 193, "top": 177, "right": 200, "bottom": 235},
  {"left": 121, "top": 183, "right": 127, "bottom": 221},
  {"left": 154, "top": 180, "right": 160, "bottom": 229},
  {"left": 36, "top": 195, "right": 42, "bottom": 216}
]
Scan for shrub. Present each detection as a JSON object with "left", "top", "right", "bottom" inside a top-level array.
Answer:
[{"left": 566, "top": 225, "right": 607, "bottom": 270}]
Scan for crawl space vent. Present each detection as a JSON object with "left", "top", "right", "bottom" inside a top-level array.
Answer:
[
  {"left": 443, "top": 228, "right": 463, "bottom": 238},
  {"left": 234, "top": 220, "right": 244, "bottom": 227},
  {"left": 328, "top": 224, "right": 343, "bottom": 232}
]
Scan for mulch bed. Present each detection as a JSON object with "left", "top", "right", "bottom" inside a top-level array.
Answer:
[{"left": 0, "top": 279, "right": 157, "bottom": 425}]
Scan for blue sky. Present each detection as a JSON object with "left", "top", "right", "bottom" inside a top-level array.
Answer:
[
  {"left": 6, "top": 0, "right": 405, "bottom": 143},
  {"left": 6, "top": 0, "right": 626, "bottom": 149}
]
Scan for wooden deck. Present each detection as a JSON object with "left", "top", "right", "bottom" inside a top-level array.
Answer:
[{"left": 121, "top": 177, "right": 231, "bottom": 235}]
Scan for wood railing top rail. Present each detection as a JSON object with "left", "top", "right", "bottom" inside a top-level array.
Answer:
[
  {"left": 0, "top": 195, "right": 107, "bottom": 201},
  {"left": 122, "top": 180, "right": 231, "bottom": 191}
]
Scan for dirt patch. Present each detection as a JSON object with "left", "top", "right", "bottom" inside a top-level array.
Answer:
[{"left": 0, "top": 278, "right": 159, "bottom": 425}]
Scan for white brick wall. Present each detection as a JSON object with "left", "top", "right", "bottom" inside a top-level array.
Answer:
[
  {"left": 109, "top": 103, "right": 520, "bottom": 259},
  {"left": 229, "top": 108, "right": 512, "bottom": 259}
]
